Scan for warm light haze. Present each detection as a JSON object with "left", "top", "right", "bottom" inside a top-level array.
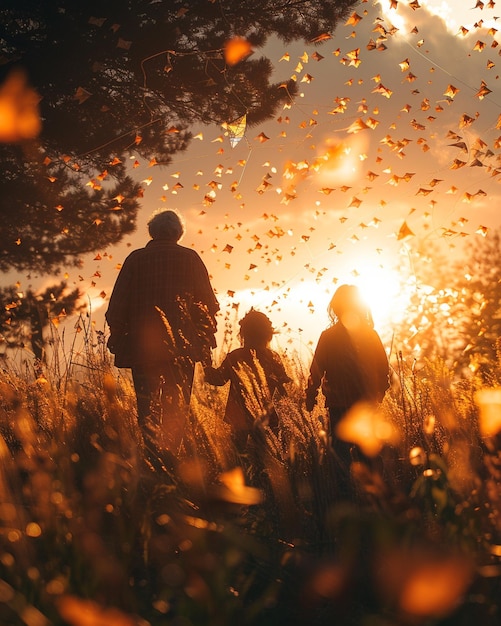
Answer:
[{"left": 8, "top": 0, "right": 501, "bottom": 360}]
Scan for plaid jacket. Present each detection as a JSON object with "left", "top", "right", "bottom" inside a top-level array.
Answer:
[{"left": 106, "top": 239, "right": 219, "bottom": 367}]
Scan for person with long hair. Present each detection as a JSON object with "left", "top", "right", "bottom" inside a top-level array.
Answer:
[{"left": 306, "top": 284, "right": 389, "bottom": 496}]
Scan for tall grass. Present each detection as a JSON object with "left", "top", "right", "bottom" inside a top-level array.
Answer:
[{"left": 0, "top": 322, "right": 500, "bottom": 625}]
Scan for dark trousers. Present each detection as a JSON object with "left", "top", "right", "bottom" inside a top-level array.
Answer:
[
  {"left": 328, "top": 406, "right": 359, "bottom": 500},
  {"left": 328, "top": 405, "right": 383, "bottom": 501},
  {"left": 132, "top": 358, "right": 195, "bottom": 451}
]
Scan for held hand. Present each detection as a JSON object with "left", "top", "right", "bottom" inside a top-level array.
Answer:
[
  {"left": 107, "top": 333, "right": 118, "bottom": 354},
  {"left": 199, "top": 345, "right": 214, "bottom": 369}
]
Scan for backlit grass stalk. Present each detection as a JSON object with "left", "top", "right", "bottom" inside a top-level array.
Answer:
[{"left": 0, "top": 323, "right": 499, "bottom": 624}]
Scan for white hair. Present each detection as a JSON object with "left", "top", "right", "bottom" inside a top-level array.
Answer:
[{"left": 147, "top": 209, "right": 184, "bottom": 241}]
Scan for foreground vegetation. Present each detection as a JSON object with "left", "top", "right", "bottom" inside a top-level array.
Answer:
[{"left": 0, "top": 326, "right": 500, "bottom": 626}]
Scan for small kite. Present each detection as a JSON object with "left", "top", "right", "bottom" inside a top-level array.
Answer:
[{"left": 225, "top": 114, "right": 247, "bottom": 148}]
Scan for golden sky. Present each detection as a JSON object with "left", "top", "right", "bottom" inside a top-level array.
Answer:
[{"left": 14, "top": 0, "right": 501, "bottom": 358}]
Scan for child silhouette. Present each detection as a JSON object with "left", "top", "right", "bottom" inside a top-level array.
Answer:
[{"left": 204, "top": 309, "right": 291, "bottom": 451}]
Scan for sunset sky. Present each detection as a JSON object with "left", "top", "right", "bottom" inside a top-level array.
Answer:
[{"left": 10, "top": 0, "right": 501, "bottom": 360}]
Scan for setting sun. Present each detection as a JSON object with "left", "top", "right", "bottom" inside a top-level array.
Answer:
[
  {"left": 3, "top": 1, "right": 501, "bottom": 623},
  {"left": 355, "top": 264, "right": 411, "bottom": 335}
]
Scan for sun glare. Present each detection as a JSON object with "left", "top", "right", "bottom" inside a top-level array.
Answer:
[
  {"left": 377, "top": 0, "right": 407, "bottom": 31},
  {"left": 217, "top": 264, "right": 411, "bottom": 356},
  {"left": 316, "top": 134, "right": 369, "bottom": 186},
  {"left": 378, "top": 0, "right": 498, "bottom": 36},
  {"left": 354, "top": 265, "right": 410, "bottom": 336}
]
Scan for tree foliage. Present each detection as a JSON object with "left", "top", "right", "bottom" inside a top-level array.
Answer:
[
  {"left": 0, "top": 0, "right": 356, "bottom": 274},
  {"left": 0, "top": 282, "right": 82, "bottom": 360},
  {"left": 392, "top": 244, "right": 465, "bottom": 364},
  {"left": 392, "top": 233, "right": 501, "bottom": 378},
  {"left": 454, "top": 232, "right": 501, "bottom": 378},
  {"left": 0, "top": 163, "right": 141, "bottom": 274}
]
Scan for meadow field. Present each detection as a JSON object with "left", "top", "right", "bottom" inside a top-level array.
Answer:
[{"left": 0, "top": 321, "right": 500, "bottom": 626}]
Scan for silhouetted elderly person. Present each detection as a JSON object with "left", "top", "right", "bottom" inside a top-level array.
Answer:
[
  {"left": 204, "top": 309, "right": 290, "bottom": 453},
  {"left": 306, "top": 284, "right": 389, "bottom": 494},
  {"left": 106, "top": 209, "right": 219, "bottom": 450}
]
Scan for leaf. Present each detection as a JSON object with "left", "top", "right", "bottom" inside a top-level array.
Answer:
[
  {"left": 224, "top": 37, "right": 253, "bottom": 65},
  {"left": 0, "top": 69, "right": 41, "bottom": 142},
  {"left": 347, "top": 118, "right": 370, "bottom": 134},
  {"left": 372, "top": 83, "right": 393, "bottom": 98},
  {"left": 255, "top": 132, "right": 270, "bottom": 143},
  {"left": 449, "top": 141, "right": 468, "bottom": 151},
  {"left": 345, "top": 12, "right": 363, "bottom": 26},
  {"left": 397, "top": 221, "right": 415, "bottom": 240},
  {"left": 475, "top": 80, "right": 492, "bottom": 99},
  {"left": 310, "top": 33, "right": 331, "bottom": 43},
  {"left": 88, "top": 16, "right": 106, "bottom": 27},
  {"left": 117, "top": 38, "right": 132, "bottom": 50},
  {"left": 74, "top": 86, "right": 92, "bottom": 104},
  {"left": 469, "top": 159, "right": 484, "bottom": 167},
  {"left": 444, "top": 84, "right": 459, "bottom": 99}
]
